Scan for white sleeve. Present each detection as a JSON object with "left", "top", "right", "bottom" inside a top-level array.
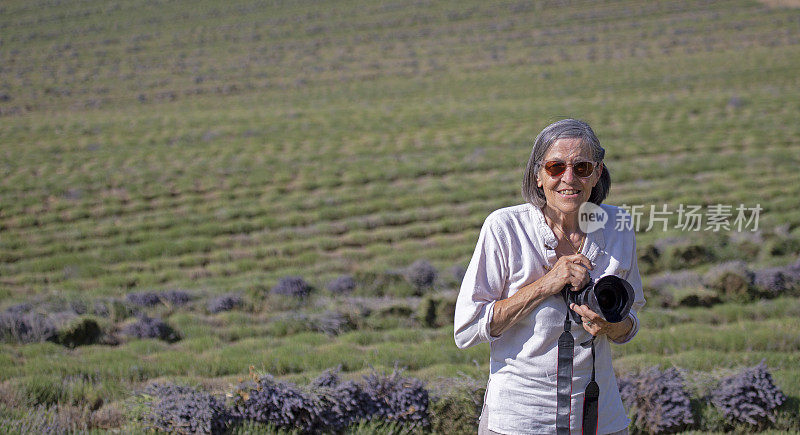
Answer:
[
  {"left": 611, "top": 230, "right": 646, "bottom": 344},
  {"left": 454, "top": 216, "right": 508, "bottom": 349}
]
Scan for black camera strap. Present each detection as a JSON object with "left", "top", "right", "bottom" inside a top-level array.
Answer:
[
  {"left": 556, "top": 289, "right": 574, "bottom": 435},
  {"left": 557, "top": 288, "right": 599, "bottom": 435}
]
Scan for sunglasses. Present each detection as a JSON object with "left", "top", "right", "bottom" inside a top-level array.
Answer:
[{"left": 543, "top": 160, "right": 597, "bottom": 178}]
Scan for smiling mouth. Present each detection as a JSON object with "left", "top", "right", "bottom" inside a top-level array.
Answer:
[{"left": 557, "top": 189, "right": 581, "bottom": 196}]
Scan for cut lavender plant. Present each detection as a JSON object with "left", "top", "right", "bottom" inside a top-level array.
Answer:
[
  {"left": 315, "top": 378, "right": 375, "bottom": 430},
  {"left": 0, "top": 404, "right": 90, "bottom": 434},
  {"left": 126, "top": 291, "right": 162, "bottom": 307},
  {"left": 0, "top": 311, "right": 57, "bottom": 344},
  {"left": 229, "top": 375, "right": 322, "bottom": 432},
  {"left": 122, "top": 315, "right": 181, "bottom": 343},
  {"left": 312, "top": 311, "right": 354, "bottom": 336},
  {"left": 362, "top": 368, "right": 430, "bottom": 428},
  {"left": 327, "top": 275, "right": 357, "bottom": 295},
  {"left": 160, "top": 290, "right": 193, "bottom": 306},
  {"left": 141, "top": 383, "right": 231, "bottom": 434},
  {"left": 310, "top": 367, "right": 342, "bottom": 389},
  {"left": 618, "top": 367, "right": 694, "bottom": 434},
  {"left": 405, "top": 260, "right": 437, "bottom": 292},
  {"left": 753, "top": 267, "right": 791, "bottom": 297},
  {"left": 710, "top": 361, "right": 786, "bottom": 427},
  {"left": 271, "top": 276, "right": 313, "bottom": 298},
  {"left": 207, "top": 293, "right": 243, "bottom": 314},
  {"left": 126, "top": 290, "right": 193, "bottom": 307}
]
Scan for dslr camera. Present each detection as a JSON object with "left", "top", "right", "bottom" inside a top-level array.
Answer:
[{"left": 565, "top": 275, "right": 634, "bottom": 324}]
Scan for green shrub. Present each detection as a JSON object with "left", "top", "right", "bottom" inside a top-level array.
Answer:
[
  {"left": 703, "top": 261, "right": 757, "bottom": 303},
  {"left": 56, "top": 316, "right": 103, "bottom": 348},
  {"left": 662, "top": 242, "right": 715, "bottom": 271},
  {"left": 429, "top": 382, "right": 484, "bottom": 435},
  {"left": 416, "top": 295, "right": 456, "bottom": 328},
  {"left": 353, "top": 271, "right": 416, "bottom": 298}
]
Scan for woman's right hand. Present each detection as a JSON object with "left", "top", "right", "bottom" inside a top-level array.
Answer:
[
  {"left": 540, "top": 253, "right": 593, "bottom": 296},
  {"left": 489, "top": 253, "right": 594, "bottom": 338}
]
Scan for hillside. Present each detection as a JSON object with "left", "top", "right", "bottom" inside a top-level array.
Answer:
[{"left": 1, "top": 0, "right": 800, "bottom": 432}]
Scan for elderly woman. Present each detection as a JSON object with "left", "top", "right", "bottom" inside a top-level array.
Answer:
[{"left": 454, "top": 119, "right": 645, "bottom": 435}]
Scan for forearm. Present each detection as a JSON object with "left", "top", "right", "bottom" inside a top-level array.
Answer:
[{"left": 489, "top": 281, "right": 553, "bottom": 337}]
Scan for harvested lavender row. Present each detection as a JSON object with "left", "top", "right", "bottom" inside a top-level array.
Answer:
[{"left": 142, "top": 367, "right": 429, "bottom": 433}]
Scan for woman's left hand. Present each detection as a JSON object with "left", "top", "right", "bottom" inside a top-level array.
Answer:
[{"left": 570, "top": 303, "right": 631, "bottom": 340}]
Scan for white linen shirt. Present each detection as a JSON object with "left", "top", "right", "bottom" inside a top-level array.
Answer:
[{"left": 454, "top": 203, "right": 646, "bottom": 435}]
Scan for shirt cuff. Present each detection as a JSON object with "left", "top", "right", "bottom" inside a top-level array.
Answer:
[
  {"left": 480, "top": 300, "right": 502, "bottom": 343},
  {"left": 610, "top": 311, "right": 639, "bottom": 344}
]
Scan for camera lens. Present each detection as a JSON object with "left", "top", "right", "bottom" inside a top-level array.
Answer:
[{"left": 565, "top": 276, "right": 634, "bottom": 323}]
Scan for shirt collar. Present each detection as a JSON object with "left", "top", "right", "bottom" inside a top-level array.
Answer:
[{"left": 530, "top": 204, "right": 606, "bottom": 263}]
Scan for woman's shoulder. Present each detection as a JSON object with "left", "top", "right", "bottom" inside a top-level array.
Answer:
[
  {"left": 596, "top": 203, "right": 638, "bottom": 241},
  {"left": 484, "top": 203, "right": 536, "bottom": 227}
]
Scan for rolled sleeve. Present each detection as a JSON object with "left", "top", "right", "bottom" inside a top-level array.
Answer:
[
  {"left": 610, "top": 311, "right": 639, "bottom": 344},
  {"left": 454, "top": 217, "right": 508, "bottom": 349},
  {"left": 612, "top": 228, "right": 646, "bottom": 344}
]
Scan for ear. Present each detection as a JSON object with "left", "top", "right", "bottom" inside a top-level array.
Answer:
[{"left": 536, "top": 172, "right": 542, "bottom": 188}]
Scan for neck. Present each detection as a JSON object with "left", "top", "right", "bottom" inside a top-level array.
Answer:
[{"left": 543, "top": 205, "right": 580, "bottom": 234}]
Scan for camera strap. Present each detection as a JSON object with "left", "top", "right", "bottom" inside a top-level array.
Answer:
[
  {"left": 557, "top": 288, "right": 599, "bottom": 435},
  {"left": 556, "top": 289, "right": 574, "bottom": 435}
]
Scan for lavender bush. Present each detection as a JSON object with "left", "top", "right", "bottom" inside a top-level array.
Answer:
[
  {"left": 125, "top": 292, "right": 161, "bottom": 307},
  {"left": 122, "top": 315, "right": 181, "bottom": 343},
  {"left": 361, "top": 368, "right": 430, "bottom": 428},
  {"left": 271, "top": 276, "right": 313, "bottom": 298},
  {"left": 0, "top": 311, "right": 57, "bottom": 344},
  {"left": 310, "top": 368, "right": 376, "bottom": 430},
  {"left": 619, "top": 367, "right": 694, "bottom": 433},
  {"left": 126, "top": 290, "right": 193, "bottom": 307},
  {"left": 753, "top": 267, "right": 791, "bottom": 297},
  {"left": 710, "top": 362, "right": 786, "bottom": 427},
  {"left": 229, "top": 375, "right": 321, "bottom": 432},
  {"left": 0, "top": 404, "right": 90, "bottom": 434},
  {"left": 226, "top": 367, "right": 429, "bottom": 432},
  {"left": 141, "top": 383, "right": 231, "bottom": 434},
  {"left": 207, "top": 293, "right": 242, "bottom": 314},
  {"left": 160, "top": 290, "right": 194, "bottom": 306},
  {"left": 405, "top": 260, "right": 437, "bottom": 292},
  {"left": 327, "top": 275, "right": 357, "bottom": 295}
]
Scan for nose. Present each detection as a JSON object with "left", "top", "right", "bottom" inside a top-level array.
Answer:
[{"left": 561, "top": 165, "right": 576, "bottom": 183}]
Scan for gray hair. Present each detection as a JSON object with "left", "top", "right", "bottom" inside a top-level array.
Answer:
[{"left": 521, "top": 118, "right": 610, "bottom": 208}]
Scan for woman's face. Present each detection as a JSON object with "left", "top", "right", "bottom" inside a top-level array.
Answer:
[{"left": 537, "top": 138, "right": 603, "bottom": 218}]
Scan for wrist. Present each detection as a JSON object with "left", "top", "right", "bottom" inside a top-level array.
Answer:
[{"left": 608, "top": 316, "right": 633, "bottom": 342}]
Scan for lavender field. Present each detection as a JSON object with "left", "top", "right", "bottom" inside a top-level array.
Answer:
[{"left": 2, "top": 0, "right": 800, "bottom": 432}]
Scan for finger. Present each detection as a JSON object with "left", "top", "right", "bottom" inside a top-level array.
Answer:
[
  {"left": 580, "top": 305, "right": 604, "bottom": 323},
  {"left": 565, "top": 253, "right": 593, "bottom": 270},
  {"left": 566, "top": 265, "right": 590, "bottom": 290},
  {"left": 570, "top": 303, "right": 599, "bottom": 322}
]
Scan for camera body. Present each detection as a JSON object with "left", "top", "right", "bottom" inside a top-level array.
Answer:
[{"left": 565, "top": 275, "right": 634, "bottom": 324}]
